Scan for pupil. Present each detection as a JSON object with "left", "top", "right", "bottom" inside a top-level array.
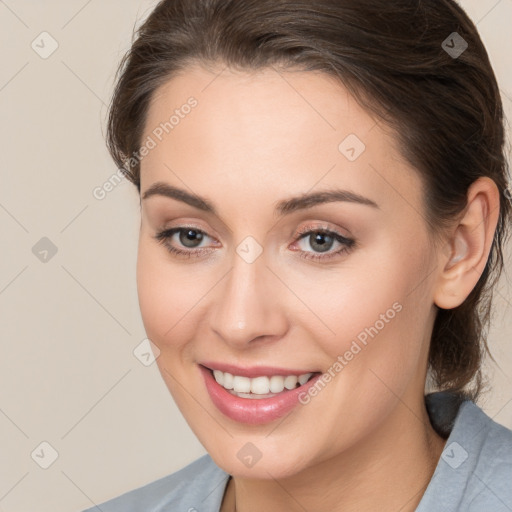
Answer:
[
  {"left": 310, "top": 232, "right": 333, "bottom": 253},
  {"left": 180, "top": 229, "right": 203, "bottom": 248}
]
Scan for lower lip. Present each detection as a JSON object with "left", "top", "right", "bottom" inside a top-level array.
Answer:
[{"left": 199, "top": 365, "right": 322, "bottom": 425}]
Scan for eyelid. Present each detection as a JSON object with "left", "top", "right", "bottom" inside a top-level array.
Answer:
[
  {"left": 162, "top": 222, "right": 219, "bottom": 243},
  {"left": 293, "top": 221, "right": 351, "bottom": 239}
]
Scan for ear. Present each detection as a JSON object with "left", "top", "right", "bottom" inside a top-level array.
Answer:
[{"left": 433, "top": 177, "right": 500, "bottom": 309}]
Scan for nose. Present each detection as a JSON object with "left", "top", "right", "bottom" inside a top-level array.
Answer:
[{"left": 209, "top": 254, "right": 288, "bottom": 349}]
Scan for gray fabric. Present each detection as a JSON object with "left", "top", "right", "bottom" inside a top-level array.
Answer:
[{"left": 82, "top": 392, "right": 512, "bottom": 511}]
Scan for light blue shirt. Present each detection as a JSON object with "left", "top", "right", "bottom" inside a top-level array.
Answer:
[{"left": 82, "top": 391, "right": 512, "bottom": 511}]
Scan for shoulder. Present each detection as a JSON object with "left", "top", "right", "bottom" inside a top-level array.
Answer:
[
  {"left": 419, "top": 395, "right": 512, "bottom": 512},
  {"left": 458, "top": 400, "right": 512, "bottom": 509},
  {"left": 81, "top": 454, "right": 230, "bottom": 512},
  {"left": 454, "top": 399, "right": 512, "bottom": 471}
]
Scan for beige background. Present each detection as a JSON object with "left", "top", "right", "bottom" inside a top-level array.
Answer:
[{"left": 0, "top": 1, "right": 511, "bottom": 511}]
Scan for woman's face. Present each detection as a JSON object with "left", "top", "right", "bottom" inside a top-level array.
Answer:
[{"left": 137, "top": 63, "right": 442, "bottom": 478}]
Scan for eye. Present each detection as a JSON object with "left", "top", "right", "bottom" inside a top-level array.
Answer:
[
  {"left": 175, "top": 228, "right": 206, "bottom": 248},
  {"left": 153, "top": 223, "right": 356, "bottom": 262},
  {"left": 153, "top": 226, "right": 216, "bottom": 258},
  {"left": 292, "top": 225, "right": 356, "bottom": 261}
]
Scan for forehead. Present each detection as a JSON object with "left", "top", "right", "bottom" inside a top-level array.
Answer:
[
  {"left": 140, "top": 63, "right": 423, "bottom": 221},
  {"left": 144, "top": 63, "right": 381, "bottom": 158}
]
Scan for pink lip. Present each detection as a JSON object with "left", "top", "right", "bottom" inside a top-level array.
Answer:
[
  {"left": 200, "top": 361, "right": 317, "bottom": 378},
  {"left": 199, "top": 364, "right": 322, "bottom": 425}
]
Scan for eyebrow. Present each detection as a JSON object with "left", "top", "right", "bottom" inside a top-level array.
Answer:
[{"left": 141, "top": 181, "right": 379, "bottom": 215}]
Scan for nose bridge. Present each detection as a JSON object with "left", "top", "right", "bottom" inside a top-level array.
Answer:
[{"left": 210, "top": 249, "right": 286, "bottom": 346}]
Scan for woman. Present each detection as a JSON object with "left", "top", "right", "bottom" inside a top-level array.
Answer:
[{"left": 83, "top": 0, "right": 512, "bottom": 510}]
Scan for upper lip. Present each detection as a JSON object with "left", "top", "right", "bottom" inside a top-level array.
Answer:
[{"left": 200, "top": 362, "right": 320, "bottom": 378}]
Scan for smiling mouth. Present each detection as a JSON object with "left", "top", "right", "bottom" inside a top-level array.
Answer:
[
  {"left": 199, "top": 364, "right": 325, "bottom": 424},
  {"left": 206, "top": 367, "right": 321, "bottom": 399}
]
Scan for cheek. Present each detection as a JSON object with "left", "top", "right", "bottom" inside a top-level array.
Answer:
[
  {"left": 303, "top": 240, "right": 431, "bottom": 384},
  {"left": 136, "top": 236, "right": 200, "bottom": 352}
]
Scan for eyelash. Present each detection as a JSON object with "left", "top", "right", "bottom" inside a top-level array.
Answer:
[
  {"left": 153, "top": 224, "right": 356, "bottom": 262},
  {"left": 294, "top": 225, "right": 356, "bottom": 261}
]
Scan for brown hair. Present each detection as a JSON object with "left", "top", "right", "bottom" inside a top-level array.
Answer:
[{"left": 106, "top": 0, "right": 511, "bottom": 401}]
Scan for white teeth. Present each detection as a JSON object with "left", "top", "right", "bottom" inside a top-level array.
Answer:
[
  {"left": 269, "top": 375, "right": 285, "bottom": 393},
  {"left": 223, "top": 372, "right": 234, "bottom": 389},
  {"left": 233, "top": 376, "right": 251, "bottom": 393},
  {"left": 229, "top": 391, "right": 277, "bottom": 399},
  {"left": 213, "top": 370, "right": 224, "bottom": 386},
  {"left": 284, "top": 375, "right": 298, "bottom": 390},
  {"left": 212, "top": 370, "right": 314, "bottom": 395},
  {"left": 298, "top": 373, "right": 312, "bottom": 385},
  {"left": 251, "top": 376, "right": 270, "bottom": 394}
]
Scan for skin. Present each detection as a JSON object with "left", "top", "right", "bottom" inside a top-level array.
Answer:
[{"left": 135, "top": 63, "right": 500, "bottom": 512}]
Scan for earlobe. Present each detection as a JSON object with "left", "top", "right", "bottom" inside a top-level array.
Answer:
[{"left": 433, "top": 177, "right": 500, "bottom": 310}]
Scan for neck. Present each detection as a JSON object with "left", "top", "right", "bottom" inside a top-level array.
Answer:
[{"left": 221, "top": 397, "right": 447, "bottom": 512}]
